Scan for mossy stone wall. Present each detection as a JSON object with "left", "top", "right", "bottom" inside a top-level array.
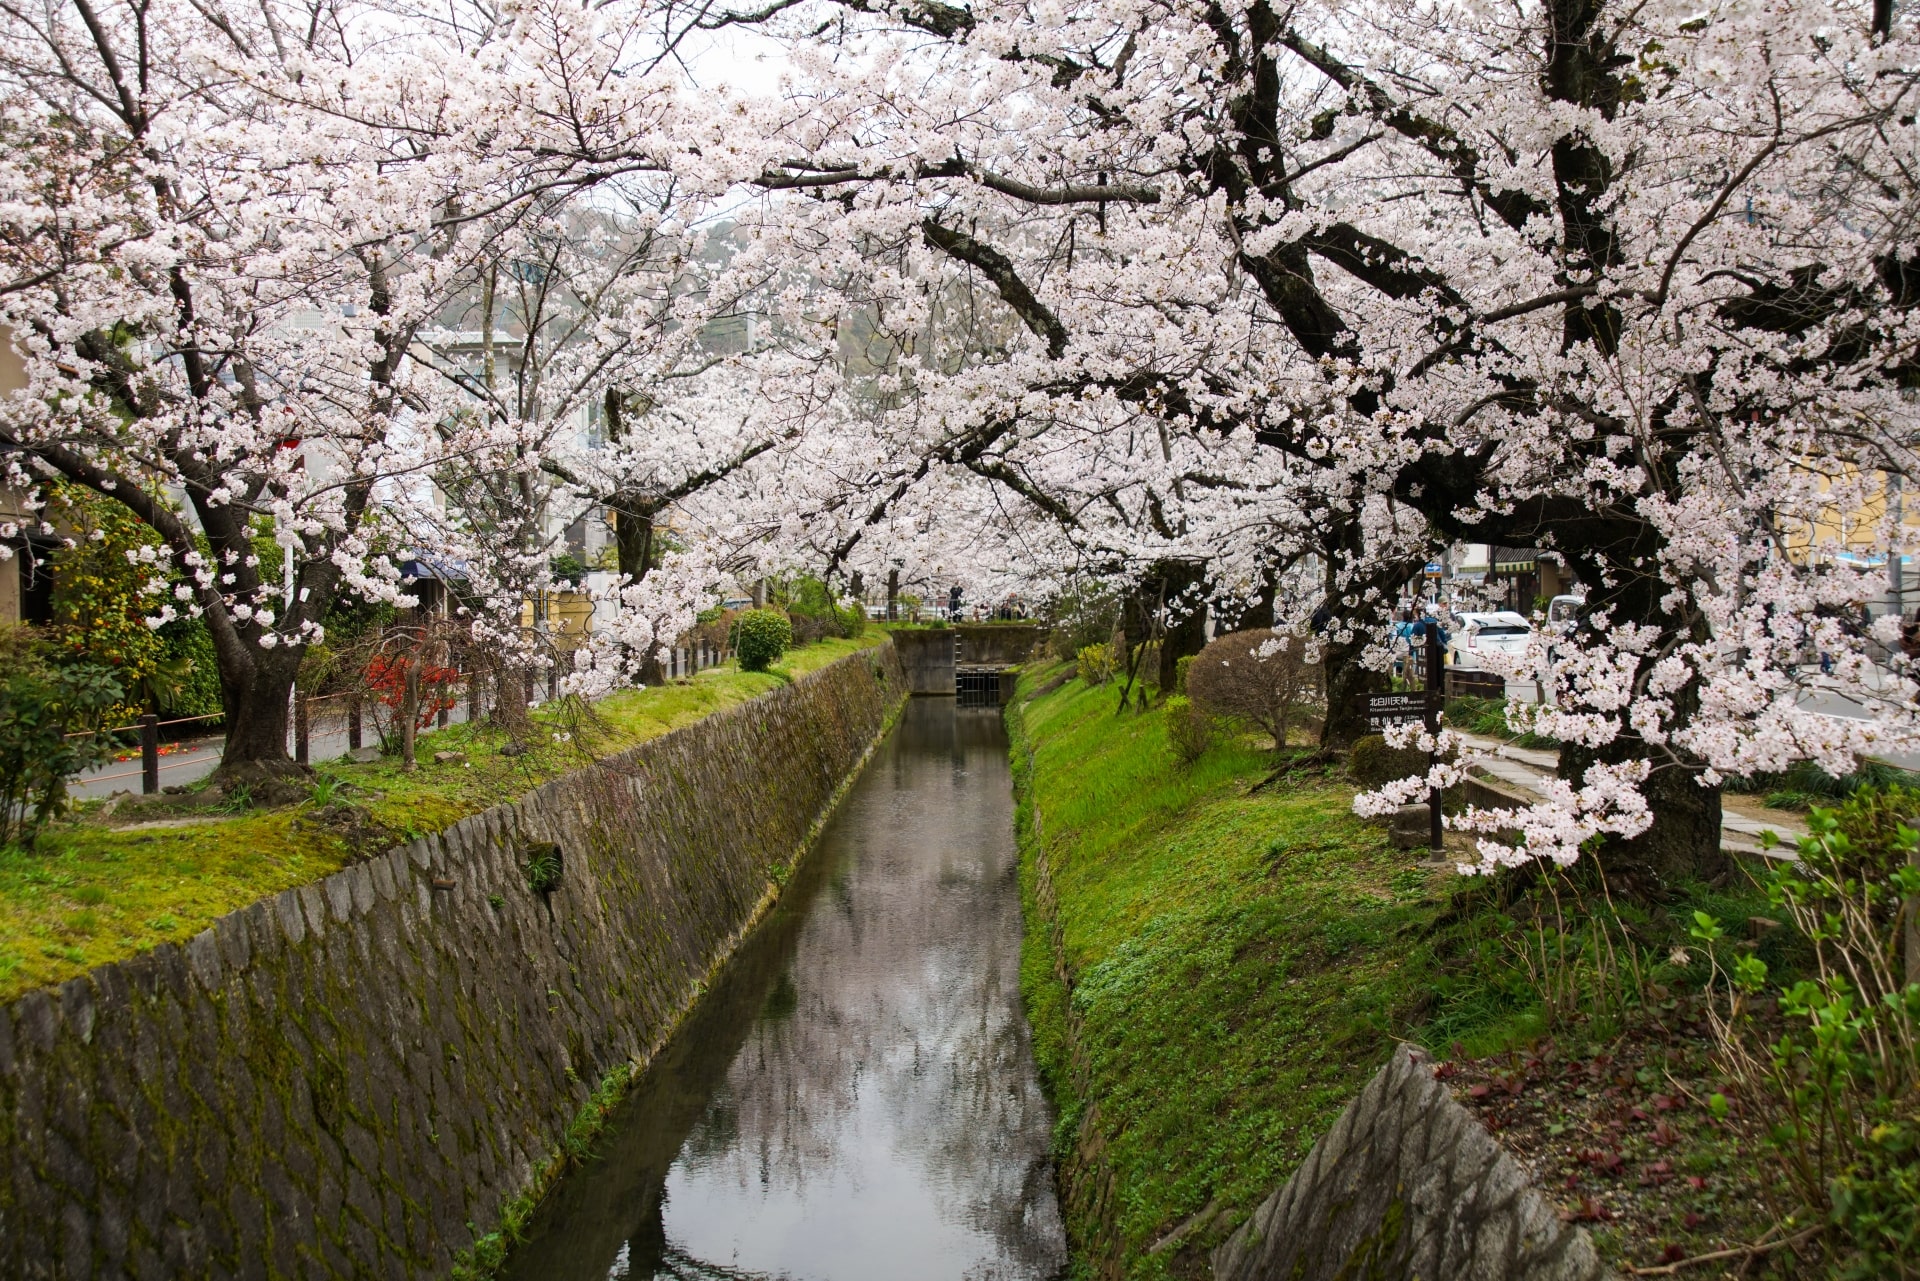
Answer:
[
  {"left": 1212, "top": 1044, "right": 1604, "bottom": 1281},
  {"left": 0, "top": 643, "right": 906, "bottom": 1280}
]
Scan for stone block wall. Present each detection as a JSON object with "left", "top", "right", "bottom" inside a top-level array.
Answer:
[
  {"left": 892, "top": 628, "right": 957, "bottom": 694},
  {"left": 1212, "top": 1043, "right": 1604, "bottom": 1281},
  {"left": 0, "top": 643, "right": 906, "bottom": 1280},
  {"left": 953, "top": 623, "right": 1045, "bottom": 667}
]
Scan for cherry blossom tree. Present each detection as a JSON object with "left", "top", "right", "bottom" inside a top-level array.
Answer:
[
  {"left": 686, "top": 0, "right": 1920, "bottom": 891},
  {"left": 0, "top": 0, "right": 792, "bottom": 787}
]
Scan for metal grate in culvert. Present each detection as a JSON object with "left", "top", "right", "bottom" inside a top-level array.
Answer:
[{"left": 956, "top": 670, "right": 1001, "bottom": 707}]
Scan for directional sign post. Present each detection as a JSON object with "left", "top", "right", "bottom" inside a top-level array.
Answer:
[{"left": 1355, "top": 621, "right": 1445, "bottom": 852}]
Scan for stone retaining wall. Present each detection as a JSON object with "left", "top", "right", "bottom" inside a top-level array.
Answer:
[
  {"left": 892, "top": 628, "right": 957, "bottom": 694},
  {"left": 0, "top": 643, "right": 906, "bottom": 1280},
  {"left": 1212, "top": 1043, "right": 1604, "bottom": 1281}
]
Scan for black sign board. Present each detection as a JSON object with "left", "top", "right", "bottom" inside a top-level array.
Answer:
[{"left": 1357, "top": 691, "right": 1437, "bottom": 731}]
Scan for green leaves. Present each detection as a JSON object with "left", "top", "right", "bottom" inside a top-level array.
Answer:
[
  {"left": 0, "top": 627, "right": 123, "bottom": 849},
  {"left": 1688, "top": 910, "right": 1724, "bottom": 944},
  {"left": 1730, "top": 955, "right": 1768, "bottom": 992}
]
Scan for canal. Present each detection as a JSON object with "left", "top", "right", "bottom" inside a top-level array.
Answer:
[{"left": 501, "top": 697, "right": 1068, "bottom": 1281}]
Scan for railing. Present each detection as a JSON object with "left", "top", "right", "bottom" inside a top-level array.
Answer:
[
  {"left": 71, "top": 712, "right": 226, "bottom": 794},
  {"left": 68, "top": 637, "right": 738, "bottom": 797}
]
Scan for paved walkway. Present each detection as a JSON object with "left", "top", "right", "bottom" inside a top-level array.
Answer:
[{"left": 1454, "top": 731, "right": 1807, "bottom": 858}]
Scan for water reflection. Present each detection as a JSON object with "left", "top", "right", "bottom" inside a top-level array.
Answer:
[{"left": 501, "top": 700, "right": 1067, "bottom": 1281}]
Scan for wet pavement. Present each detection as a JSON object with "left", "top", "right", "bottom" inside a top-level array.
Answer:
[{"left": 500, "top": 697, "right": 1067, "bottom": 1281}]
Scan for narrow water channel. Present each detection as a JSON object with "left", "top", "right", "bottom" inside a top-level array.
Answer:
[{"left": 501, "top": 697, "right": 1068, "bottom": 1281}]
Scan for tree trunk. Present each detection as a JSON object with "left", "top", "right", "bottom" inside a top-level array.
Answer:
[
  {"left": 1219, "top": 566, "right": 1277, "bottom": 633},
  {"left": 887, "top": 568, "right": 899, "bottom": 621},
  {"left": 211, "top": 646, "right": 306, "bottom": 798},
  {"left": 400, "top": 656, "right": 420, "bottom": 771},
  {"left": 1156, "top": 561, "right": 1210, "bottom": 694},
  {"left": 1561, "top": 741, "right": 1726, "bottom": 895},
  {"left": 1553, "top": 545, "right": 1727, "bottom": 894},
  {"left": 615, "top": 501, "right": 654, "bottom": 581},
  {"left": 1320, "top": 632, "right": 1384, "bottom": 750}
]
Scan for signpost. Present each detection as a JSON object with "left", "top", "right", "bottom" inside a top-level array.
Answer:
[{"left": 1355, "top": 620, "right": 1445, "bottom": 852}]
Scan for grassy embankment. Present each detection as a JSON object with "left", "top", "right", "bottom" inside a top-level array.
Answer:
[
  {"left": 1014, "top": 659, "right": 1795, "bottom": 1280},
  {"left": 1012, "top": 660, "right": 1449, "bottom": 1278},
  {"left": 0, "top": 634, "right": 881, "bottom": 1001}
]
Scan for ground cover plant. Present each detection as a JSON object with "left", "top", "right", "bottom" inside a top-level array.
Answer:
[{"left": 0, "top": 635, "right": 879, "bottom": 1000}]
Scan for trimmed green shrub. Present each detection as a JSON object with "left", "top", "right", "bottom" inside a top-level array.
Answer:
[
  {"left": 1164, "top": 695, "right": 1213, "bottom": 764},
  {"left": 735, "top": 609, "right": 793, "bottom": 672},
  {"left": 1172, "top": 653, "right": 1195, "bottom": 695}
]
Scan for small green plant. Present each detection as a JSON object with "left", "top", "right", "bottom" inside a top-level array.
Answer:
[
  {"left": 488, "top": 893, "right": 506, "bottom": 911},
  {"left": 1075, "top": 642, "right": 1117, "bottom": 686},
  {"left": 1164, "top": 695, "right": 1213, "bottom": 764},
  {"left": 71, "top": 885, "right": 107, "bottom": 906},
  {"left": 548, "top": 552, "right": 587, "bottom": 587},
  {"left": 308, "top": 773, "right": 342, "bottom": 807},
  {"left": 1694, "top": 791, "right": 1920, "bottom": 1277},
  {"left": 734, "top": 609, "right": 793, "bottom": 672},
  {"left": 525, "top": 843, "right": 563, "bottom": 894}
]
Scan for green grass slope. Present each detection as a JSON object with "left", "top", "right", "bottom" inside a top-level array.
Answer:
[{"left": 1010, "top": 661, "right": 1448, "bottom": 1280}]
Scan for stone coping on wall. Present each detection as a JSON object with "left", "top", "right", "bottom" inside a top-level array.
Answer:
[
  {"left": 1212, "top": 1043, "right": 1605, "bottom": 1281},
  {"left": 0, "top": 641, "right": 907, "bottom": 1280}
]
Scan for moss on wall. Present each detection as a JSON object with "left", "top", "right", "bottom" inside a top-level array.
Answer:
[{"left": 0, "top": 643, "right": 908, "bottom": 1281}]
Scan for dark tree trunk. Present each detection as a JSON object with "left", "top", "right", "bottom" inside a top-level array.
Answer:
[
  {"left": 1316, "top": 533, "right": 1400, "bottom": 750},
  {"left": 615, "top": 503, "right": 654, "bottom": 581},
  {"left": 613, "top": 500, "right": 669, "bottom": 684},
  {"left": 1555, "top": 555, "right": 1728, "bottom": 894},
  {"left": 1156, "top": 560, "right": 1210, "bottom": 693},
  {"left": 1320, "top": 632, "right": 1384, "bottom": 750},
  {"left": 1221, "top": 566, "right": 1277, "bottom": 633},
  {"left": 1561, "top": 740, "right": 1725, "bottom": 894},
  {"left": 213, "top": 646, "right": 306, "bottom": 796}
]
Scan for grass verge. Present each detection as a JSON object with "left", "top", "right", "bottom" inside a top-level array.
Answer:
[
  {"left": 0, "top": 635, "right": 881, "bottom": 1001},
  {"left": 1011, "top": 661, "right": 1449, "bottom": 1279}
]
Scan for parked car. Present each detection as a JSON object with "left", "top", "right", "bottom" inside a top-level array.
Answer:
[{"left": 1445, "top": 611, "right": 1534, "bottom": 670}]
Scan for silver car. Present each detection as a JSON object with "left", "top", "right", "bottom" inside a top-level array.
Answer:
[{"left": 1446, "top": 611, "right": 1534, "bottom": 670}]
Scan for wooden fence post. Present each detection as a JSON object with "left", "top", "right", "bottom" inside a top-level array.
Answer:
[{"left": 139, "top": 714, "right": 159, "bottom": 794}]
